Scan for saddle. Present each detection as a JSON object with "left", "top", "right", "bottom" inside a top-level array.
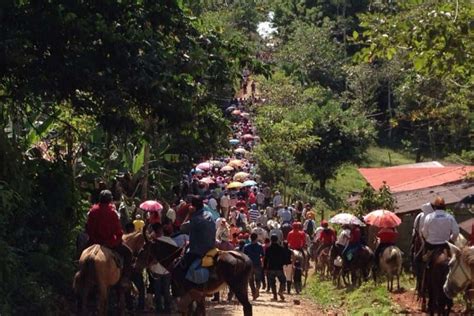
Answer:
[{"left": 201, "top": 248, "right": 219, "bottom": 268}]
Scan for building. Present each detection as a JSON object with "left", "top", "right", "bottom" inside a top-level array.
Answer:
[{"left": 357, "top": 162, "right": 474, "bottom": 257}]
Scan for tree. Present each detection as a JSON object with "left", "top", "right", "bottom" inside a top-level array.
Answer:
[
  {"left": 296, "top": 88, "right": 375, "bottom": 189},
  {"left": 355, "top": 0, "right": 473, "bottom": 158},
  {"left": 276, "top": 21, "right": 346, "bottom": 90}
]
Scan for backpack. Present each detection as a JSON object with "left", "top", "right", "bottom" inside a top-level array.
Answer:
[{"left": 306, "top": 220, "right": 314, "bottom": 236}]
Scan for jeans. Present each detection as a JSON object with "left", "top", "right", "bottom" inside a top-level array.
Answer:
[
  {"left": 249, "top": 266, "right": 263, "bottom": 297},
  {"left": 153, "top": 273, "right": 172, "bottom": 312},
  {"left": 267, "top": 270, "right": 286, "bottom": 298}
]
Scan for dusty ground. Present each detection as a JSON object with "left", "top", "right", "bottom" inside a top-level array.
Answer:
[
  {"left": 390, "top": 289, "right": 465, "bottom": 315},
  {"left": 206, "top": 289, "right": 325, "bottom": 316}
]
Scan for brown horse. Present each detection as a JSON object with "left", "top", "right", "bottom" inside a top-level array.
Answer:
[
  {"left": 444, "top": 243, "right": 474, "bottom": 314},
  {"left": 375, "top": 246, "right": 402, "bottom": 292},
  {"left": 423, "top": 247, "right": 453, "bottom": 315},
  {"left": 136, "top": 238, "right": 253, "bottom": 316},
  {"left": 316, "top": 247, "right": 331, "bottom": 279},
  {"left": 73, "top": 231, "right": 144, "bottom": 315}
]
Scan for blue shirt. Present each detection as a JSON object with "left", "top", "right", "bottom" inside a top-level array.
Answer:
[
  {"left": 243, "top": 242, "right": 264, "bottom": 267},
  {"left": 180, "top": 209, "right": 216, "bottom": 256}
]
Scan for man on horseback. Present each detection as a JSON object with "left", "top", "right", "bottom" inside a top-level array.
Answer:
[
  {"left": 287, "top": 222, "right": 308, "bottom": 269},
  {"left": 342, "top": 224, "right": 361, "bottom": 265},
  {"left": 315, "top": 220, "right": 336, "bottom": 257},
  {"left": 374, "top": 227, "right": 399, "bottom": 272},
  {"left": 86, "top": 190, "right": 132, "bottom": 285},
  {"left": 177, "top": 196, "right": 216, "bottom": 277},
  {"left": 421, "top": 197, "right": 459, "bottom": 258}
]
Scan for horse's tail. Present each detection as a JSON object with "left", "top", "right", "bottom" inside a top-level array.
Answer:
[{"left": 73, "top": 257, "right": 96, "bottom": 292}]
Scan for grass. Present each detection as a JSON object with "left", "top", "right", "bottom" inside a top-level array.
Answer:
[{"left": 304, "top": 273, "right": 417, "bottom": 315}]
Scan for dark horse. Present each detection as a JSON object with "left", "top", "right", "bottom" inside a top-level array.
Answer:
[
  {"left": 136, "top": 237, "right": 253, "bottom": 316},
  {"left": 342, "top": 245, "right": 374, "bottom": 287},
  {"left": 424, "top": 247, "right": 453, "bottom": 315}
]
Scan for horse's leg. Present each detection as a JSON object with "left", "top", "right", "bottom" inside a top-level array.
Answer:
[
  {"left": 396, "top": 273, "right": 400, "bottom": 292},
  {"left": 195, "top": 296, "right": 206, "bottom": 316},
  {"left": 230, "top": 285, "right": 252, "bottom": 316},
  {"left": 97, "top": 283, "right": 108, "bottom": 316}
]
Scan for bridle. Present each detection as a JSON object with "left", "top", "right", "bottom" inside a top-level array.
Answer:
[
  {"left": 140, "top": 242, "right": 186, "bottom": 271},
  {"left": 447, "top": 256, "right": 472, "bottom": 292}
]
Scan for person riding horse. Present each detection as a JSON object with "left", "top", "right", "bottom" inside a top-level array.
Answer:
[
  {"left": 342, "top": 224, "right": 361, "bottom": 265},
  {"left": 85, "top": 190, "right": 132, "bottom": 285},
  {"left": 421, "top": 197, "right": 459, "bottom": 260},
  {"left": 315, "top": 220, "right": 336, "bottom": 258},
  {"left": 176, "top": 195, "right": 216, "bottom": 279},
  {"left": 420, "top": 196, "right": 460, "bottom": 313},
  {"left": 287, "top": 222, "right": 307, "bottom": 266},
  {"left": 374, "top": 227, "right": 399, "bottom": 272}
]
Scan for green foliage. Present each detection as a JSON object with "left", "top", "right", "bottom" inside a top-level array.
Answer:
[
  {"left": 355, "top": 183, "right": 395, "bottom": 216},
  {"left": 276, "top": 21, "right": 346, "bottom": 90},
  {"left": 355, "top": 1, "right": 473, "bottom": 157}
]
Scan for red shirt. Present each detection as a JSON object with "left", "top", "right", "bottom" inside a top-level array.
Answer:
[
  {"left": 248, "top": 192, "right": 257, "bottom": 205},
  {"left": 318, "top": 228, "right": 336, "bottom": 245},
  {"left": 377, "top": 229, "right": 398, "bottom": 244},
  {"left": 349, "top": 227, "right": 361, "bottom": 244},
  {"left": 236, "top": 200, "right": 248, "bottom": 213},
  {"left": 287, "top": 229, "right": 306, "bottom": 250},
  {"left": 86, "top": 203, "right": 123, "bottom": 248}
]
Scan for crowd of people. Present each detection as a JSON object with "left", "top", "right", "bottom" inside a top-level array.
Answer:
[{"left": 80, "top": 88, "right": 472, "bottom": 314}]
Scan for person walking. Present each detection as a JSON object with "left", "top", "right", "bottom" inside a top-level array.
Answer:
[
  {"left": 244, "top": 233, "right": 265, "bottom": 300},
  {"left": 264, "top": 235, "right": 288, "bottom": 301},
  {"left": 220, "top": 192, "right": 231, "bottom": 219}
]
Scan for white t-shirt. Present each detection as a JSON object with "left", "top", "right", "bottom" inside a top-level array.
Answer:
[
  {"left": 336, "top": 229, "right": 351, "bottom": 246},
  {"left": 422, "top": 209, "right": 459, "bottom": 245}
]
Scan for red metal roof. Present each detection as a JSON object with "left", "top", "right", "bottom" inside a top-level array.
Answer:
[{"left": 358, "top": 166, "right": 474, "bottom": 192}]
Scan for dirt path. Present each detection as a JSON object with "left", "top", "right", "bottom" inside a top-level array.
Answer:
[
  {"left": 390, "top": 289, "right": 465, "bottom": 315},
  {"left": 206, "top": 290, "right": 324, "bottom": 316}
]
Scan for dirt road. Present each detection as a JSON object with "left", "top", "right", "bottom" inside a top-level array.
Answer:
[{"left": 206, "top": 289, "right": 325, "bottom": 316}]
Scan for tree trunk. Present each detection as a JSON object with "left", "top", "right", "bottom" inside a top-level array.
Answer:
[
  {"left": 141, "top": 142, "right": 150, "bottom": 200},
  {"left": 319, "top": 178, "right": 326, "bottom": 190}
]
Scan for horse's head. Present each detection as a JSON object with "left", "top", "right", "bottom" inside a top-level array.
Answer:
[
  {"left": 134, "top": 223, "right": 183, "bottom": 272},
  {"left": 443, "top": 243, "right": 473, "bottom": 299}
]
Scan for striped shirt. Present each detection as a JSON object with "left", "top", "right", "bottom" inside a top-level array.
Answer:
[{"left": 249, "top": 209, "right": 260, "bottom": 223}]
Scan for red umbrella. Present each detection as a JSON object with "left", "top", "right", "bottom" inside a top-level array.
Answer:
[
  {"left": 364, "top": 209, "right": 401, "bottom": 228},
  {"left": 140, "top": 200, "right": 163, "bottom": 213}
]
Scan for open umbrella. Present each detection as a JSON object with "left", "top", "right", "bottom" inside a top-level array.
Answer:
[
  {"left": 227, "top": 181, "right": 244, "bottom": 189},
  {"left": 210, "top": 160, "right": 225, "bottom": 168},
  {"left": 364, "top": 210, "right": 401, "bottom": 228},
  {"left": 220, "top": 165, "right": 234, "bottom": 172},
  {"left": 240, "top": 112, "right": 250, "bottom": 118},
  {"left": 231, "top": 110, "right": 241, "bottom": 115},
  {"left": 242, "top": 134, "right": 254, "bottom": 140},
  {"left": 233, "top": 172, "right": 249, "bottom": 181},
  {"left": 229, "top": 139, "right": 240, "bottom": 145},
  {"left": 199, "top": 177, "right": 215, "bottom": 185},
  {"left": 226, "top": 106, "right": 236, "bottom": 112},
  {"left": 228, "top": 159, "right": 244, "bottom": 168},
  {"left": 234, "top": 147, "right": 247, "bottom": 154},
  {"left": 329, "top": 213, "right": 365, "bottom": 226},
  {"left": 140, "top": 200, "right": 163, "bottom": 213},
  {"left": 196, "top": 162, "right": 212, "bottom": 171},
  {"left": 243, "top": 180, "right": 257, "bottom": 187}
]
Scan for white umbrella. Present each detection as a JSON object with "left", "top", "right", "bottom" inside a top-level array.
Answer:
[{"left": 329, "top": 213, "right": 365, "bottom": 226}]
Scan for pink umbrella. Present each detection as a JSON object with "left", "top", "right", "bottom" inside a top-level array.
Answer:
[
  {"left": 364, "top": 210, "right": 401, "bottom": 228},
  {"left": 200, "top": 177, "right": 215, "bottom": 185},
  {"left": 140, "top": 200, "right": 163, "bottom": 212},
  {"left": 196, "top": 162, "right": 212, "bottom": 171},
  {"left": 231, "top": 110, "right": 241, "bottom": 115},
  {"left": 242, "top": 134, "right": 254, "bottom": 140}
]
